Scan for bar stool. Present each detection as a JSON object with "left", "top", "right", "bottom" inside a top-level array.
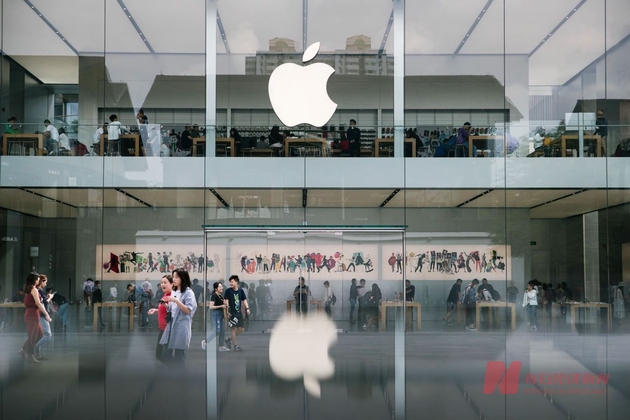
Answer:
[
  {"left": 455, "top": 144, "right": 466, "bottom": 157},
  {"left": 106, "top": 140, "right": 121, "bottom": 156}
]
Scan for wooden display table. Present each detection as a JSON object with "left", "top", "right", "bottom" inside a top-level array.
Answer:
[
  {"left": 285, "top": 299, "right": 323, "bottom": 314},
  {"left": 374, "top": 138, "right": 416, "bottom": 157},
  {"left": 475, "top": 301, "right": 516, "bottom": 331},
  {"left": 380, "top": 301, "right": 421, "bottom": 331},
  {"left": 99, "top": 134, "right": 141, "bottom": 156},
  {"left": 93, "top": 302, "right": 134, "bottom": 331},
  {"left": 285, "top": 138, "right": 327, "bottom": 157},
  {"left": 242, "top": 148, "right": 274, "bottom": 157},
  {"left": 550, "top": 135, "right": 602, "bottom": 157},
  {"left": 568, "top": 302, "right": 611, "bottom": 331},
  {"left": 3, "top": 134, "right": 44, "bottom": 156},
  {"left": 192, "top": 137, "right": 236, "bottom": 157},
  {"left": 468, "top": 135, "right": 505, "bottom": 157}
]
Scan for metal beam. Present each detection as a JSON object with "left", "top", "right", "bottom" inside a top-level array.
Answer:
[
  {"left": 116, "top": 0, "right": 155, "bottom": 53},
  {"left": 302, "top": 0, "right": 308, "bottom": 49},
  {"left": 23, "top": 0, "right": 78, "bottom": 55},
  {"left": 529, "top": 0, "right": 587, "bottom": 57},
  {"left": 216, "top": 10, "right": 231, "bottom": 54},
  {"left": 378, "top": 10, "right": 394, "bottom": 57},
  {"left": 454, "top": 0, "right": 494, "bottom": 55}
]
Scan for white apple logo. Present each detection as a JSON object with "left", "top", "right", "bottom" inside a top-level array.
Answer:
[
  {"left": 268, "top": 42, "right": 337, "bottom": 127},
  {"left": 269, "top": 313, "right": 337, "bottom": 398}
]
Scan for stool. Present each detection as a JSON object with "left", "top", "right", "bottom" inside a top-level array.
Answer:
[
  {"left": 106, "top": 140, "right": 121, "bottom": 156},
  {"left": 455, "top": 144, "right": 466, "bottom": 157}
]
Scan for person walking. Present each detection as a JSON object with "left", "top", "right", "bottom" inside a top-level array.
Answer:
[
  {"left": 293, "top": 277, "right": 311, "bottom": 317},
  {"left": 523, "top": 282, "right": 539, "bottom": 331},
  {"left": 443, "top": 279, "right": 462, "bottom": 324},
  {"left": 323, "top": 281, "right": 334, "bottom": 319},
  {"left": 462, "top": 279, "right": 479, "bottom": 331},
  {"left": 93, "top": 280, "right": 105, "bottom": 328},
  {"left": 160, "top": 270, "right": 197, "bottom": 365},
  {"left": 201, "top": 282, "right": 230, "bottom": 352},
  {"left": 47, "top": 287, "right": 69, "bottom": 329},
  {"left": 33, "top": 274, "right": 52, "bottom": 360},
  {"left": 148, "top": 274, "right": 174, "bottom": 362},
  {"left": 349, "top": 278, "right": 358, "bottom": 324},
  {"left": 19, "top": 273, "right": 50, "bottom": 363},
  {"left": 224, "top": 275, "right": 250, "bottom": 352}
]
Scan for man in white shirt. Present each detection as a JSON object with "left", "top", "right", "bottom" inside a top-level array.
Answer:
[
  {"left": 43, "top": 119, "right": 59, "bottom": 154},
  {"left": 107, "top": 114, "right": 128, "bottom": 155},
  {"left": 92, "top": 123, "right": 108, "bottom": 155}
]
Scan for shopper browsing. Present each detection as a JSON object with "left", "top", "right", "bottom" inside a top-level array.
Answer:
[{"left": 224, "top": 275, "right": 250, "bottom": 352}]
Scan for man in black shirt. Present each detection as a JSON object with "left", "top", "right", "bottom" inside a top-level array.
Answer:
[
  {"left": 594, "top": 109, "right": 608, "bottom": 155},
  {"left": 405, "top": 280, "right": 415, "bottom": 302},
  {"left": 180, "top": 125, "right": 193, "bottom": 155},
  {"left": 346, "top": 119, "right": 361, "bottom": 157},
  {"left": 224, "top": 275, "right": 250, "bottom": 351},
  {"left": 293, "top": 277, "right": 311, "bottom": 317},
  {"left": 443, "top": 279, "right": 462, "bottom": 324},
  {"left": 93, "top": 280, "right": 105, "bottom": 327}
]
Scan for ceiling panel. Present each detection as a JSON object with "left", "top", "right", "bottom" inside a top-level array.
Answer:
[
  {"left": 214, "top": 189, "right": 303, "bottom": 208},
  {"left": 0, "top": 188, "right": 76, "bottom": 218},
  {"left": 387, "top": 189, "right": 487, "bottom": 208},
  {"left": 104, "top": 0, "right": 153, "bottom": 53},
  {"left": 530, "top": 189, "right": 630, "bottom": 219},
  {"left": 406, "top": 0, "right": 488, "bottom": 54},
  {"left": 124, "top": 188, "right": 206, "bottom": 208},
  {"left": 308, "top": 189, "right": 391, "bottom": 208},
  {"left": 462, "top": 189, "right": 580, "bottom": 208}
]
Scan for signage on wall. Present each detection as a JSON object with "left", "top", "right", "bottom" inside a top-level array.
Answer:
[{"left": 268, "top": 42, "right": 337, "bottom": 127}]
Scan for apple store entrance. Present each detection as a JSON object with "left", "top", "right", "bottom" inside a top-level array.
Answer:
[{"left": 203, "top": 226, "right": 406, "bottom": 419}]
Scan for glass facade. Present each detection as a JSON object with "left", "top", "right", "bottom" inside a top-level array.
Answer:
[{"left": 1, "top": 1, "right": 629, "bottom": 419}]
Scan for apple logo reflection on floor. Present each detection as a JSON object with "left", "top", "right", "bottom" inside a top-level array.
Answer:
[{"left": 269, "top": 314, "right": 337, "bottom": 398}]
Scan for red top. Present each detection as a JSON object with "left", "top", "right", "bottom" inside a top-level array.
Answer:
[{"left": 157, "top": 292, "right": 171, "bottom": 331}]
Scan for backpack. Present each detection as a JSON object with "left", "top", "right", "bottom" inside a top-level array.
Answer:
[
  {"left": 462, "top": 285, "right": 473, "bottom": 306},
  {"left": 491, "top": 289, "right": 501, "bottom": 301},
  {"left": 331, "top": 293, "right": 337, "bottom": 305}
]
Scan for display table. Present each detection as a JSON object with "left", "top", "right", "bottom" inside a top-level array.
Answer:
[
  {"left": 551, "top": 135, "right": 602, "bottom": 157},
  {"left": 192, "top": 137, "right": 236, "bottom": 157},
  {"left": 380, "top": 301, "right": 421, "bottom": 331},
  {"left": 475, "top": 301, "right": 516, "bottom": 331},
  {"left": 285, "top": 299, "right": 323, "bottom": 314},
  {"left": 99, "top": 134, "right": 141, "bottom": 156},
  {"left": 285, "top": 138, "right": 327, "bottom": 157},
  {"left": 374, "top": 138, "right": 416, "bottom": 157},
  {"left": 568, "top": 302, "right": 611, "bottom": 331},
  {"left": 3, "top": 134, "right": 44, "bottom": 156},
  {"left": 468, "top": 135, "right": 505, "bottom": 157},
  {"left": 93, "top": 302, "right": 134, "bottom": 331}
]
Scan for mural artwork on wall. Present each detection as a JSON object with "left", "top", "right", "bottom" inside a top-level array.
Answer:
[{"left": 382, "top": 245, "right": 512, "bottom": 281}]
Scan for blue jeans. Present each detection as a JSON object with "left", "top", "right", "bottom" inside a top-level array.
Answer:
[
  {"left": 35, "top": 317, "right": 52, "bottom": 355},
  {"left": 527, "top": 304, "right": 537, "bottom": 327},
  {"left": 211, "top": 310, "right": 225, "bottom": 346},
  {"left": 56, "top": 303, "right": 69, "bottom": 326}
]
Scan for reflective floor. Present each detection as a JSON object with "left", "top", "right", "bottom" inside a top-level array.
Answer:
[{"left": 1, "top": 309, "right": 629, "bottom": 420}]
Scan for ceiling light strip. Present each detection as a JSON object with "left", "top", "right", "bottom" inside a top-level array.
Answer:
[
  {"left": 378, "top": 10, "right": 394, "bottom": 57},
  {"left": 18, "top": 187, "right": 78, "bottom": 209},
  {"left": 22, "top": 0, "right": 79, "bottom": 55},
  {"left": 116, "top": 0, "right": 155, "bottom": 53},
  {"left": 529, "top": 189, "right": 589, "bottom": 210},
  {"left": 216, "top": 10, "right": 231, "bottom": 54},
  {"left": 302, "top": 189, "right": 308, "bottom": 208},
  {"left": 529, "top": 0, "right": 587, "bottom": 57},
  {"left": 209, "top": 189, "right": 229, "bottom": 208},
  {"left": 380, "top": 189, "right": 401, "bottom": 208},
  {"left": 302, "top": 0, "right": 308, "bottom": 50},
  {"left": 456, "top": 189, "right": 494, "bottom": 208},
  {"left": 115, "top": 188, "right": 153, "bottom": 208},
  {"left": 454, "top": 0, "right": 494, "bottom": 55}
]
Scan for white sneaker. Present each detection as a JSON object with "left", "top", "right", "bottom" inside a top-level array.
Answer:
[
  {"left": 201, "top": 340, "right": 207, "bottom": 350},
  {"left": 219, "top": 346, "right": 231, "bottom": 352}
]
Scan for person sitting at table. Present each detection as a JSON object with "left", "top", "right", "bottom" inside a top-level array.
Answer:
[
  {"left": 269, "top": 126, "right": 282, "bottom": 145},
  {"left": 4, "top": 116, "right": 20, "bottom": 134},
  {"left": 108, "top": 114, "right": 129, "bottom": 155},
  {"left": 43, "top": 119, "right": 60, "bottom": 155},
  {"left": 256, "top": 135, "right": 268, "bottom": 149},
  {"left": 92, "top": 123, "right": 108, "bottom": 155},
  {"left": 191, "top": 124, "right": 201, "bottom": 138},
  {"left": 58, "top": 128, "right": 71, "bottom": 154}
]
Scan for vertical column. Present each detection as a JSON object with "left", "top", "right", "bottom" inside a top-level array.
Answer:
[
  {"left": 393, "top": 0, "right": 404, "bottom": 159},
  {"left": 205, "top": 0, "right": 217, "bottom": 158},
  {"left": 78, "top": 57, "right": 105, "bottom": 147},
  {"left": 583, "top": 212, "right": 601, "bottom": 302}
]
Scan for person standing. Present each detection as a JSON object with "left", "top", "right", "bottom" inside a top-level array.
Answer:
[
  {"left": 92, "top": 123, "right": 108, "bottom": 155},
  {"left": 47, "top": 287, "right": 69, "bottom": 329},
  {"left": 405, "top": 280, "right": 415, "bottom": 302},
  {"left": 148, "top": 274, "right": 174, "bottom": 362},
  {"left": 224, "top": 275, "right": 250, "bottom": 352},
  {"left": 594, "top": 110, "right": 608, "bottom": 156},
  {"left": 107, "top": 114, "right": 128, "bottom": 155},
  {"left": 462, "top": 279, "right": 479, "bottom": 331},
  {"left": 160, "top": 270, "right": 197, "bottom": 364},
  {"left": 192, "top": 279, "right": 204, "bottom": 304},
  {"left": 19, "top": 273, "right": 50, "bottom": 363},
  {"left": 444, "top": 279, "right": 462, "bottom": 324},
  {"left": 456, "top": 122, "right": 473, "bottom": 157},
  {"left": 323, "top": 281, "right": 334, "bottom": 319},
  {"left": 523, "top": 282, "right": 539, "bottom": 331},
  {"left": 201, "top": 282, "right": 230, "bottom": 352},
  {"left": 349, "top": 278, "right": 359, "bottom": 324},
  {"left": 357, "top": 279, "right": 367, "bottom": 326},
  {"left": 346, "top": 119, "right": 361, "bottom": 157},
  {"left": 93, "top": 280, "right": 105, "bottom": 328},
  {"left": 293, "top": 277, "right": 311, "bottom": 317},
  {"left": 43, "top": 119, "right": 60, "bottom": 155},
  {"left": 33, "top": 274, "right": 52, "bottom": 360}
]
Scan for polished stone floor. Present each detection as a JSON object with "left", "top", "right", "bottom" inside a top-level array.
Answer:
[{"left": 1, "top": 306, "right": 629, "bottom": 420}]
